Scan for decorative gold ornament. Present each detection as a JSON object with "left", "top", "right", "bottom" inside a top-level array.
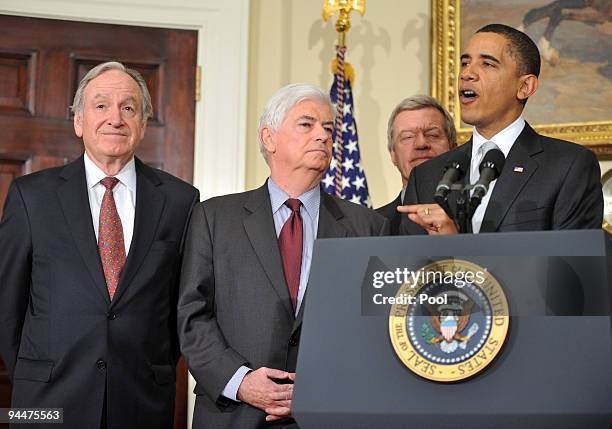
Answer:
[{"left": 322, "top": 0, "right": 365, "bottom": 46}]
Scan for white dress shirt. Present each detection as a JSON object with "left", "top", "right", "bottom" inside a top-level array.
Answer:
[
  {"left": 84, "top": 152, "right": 137, "bottom": 255},
  {"left": 470, "top": 116, "right": 525, "bottom": 233}
]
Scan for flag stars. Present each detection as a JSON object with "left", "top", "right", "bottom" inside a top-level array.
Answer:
[
  {"left": 342, "top": 158, "right": 354, "bottom": 172},
  {"left": 349, "top": 194, "right": 362, "bottom": 204},
  {"left": 352, "top": 176, "right": 365, "bottom": 190},
  {"left": 322, "top": 174, "right": 334, "bottom": 188},
  {"left": 345, "top": 140, "right": 357, "bottom": 154},
  {"left": 323, "top": 78, "right": 371, "bottom": 207}
]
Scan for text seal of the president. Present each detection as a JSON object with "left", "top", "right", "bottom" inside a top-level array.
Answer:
[{"left": 388, "top": 259, "right": 509, "bottom": 382}]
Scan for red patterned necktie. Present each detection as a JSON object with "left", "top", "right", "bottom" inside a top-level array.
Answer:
[
  {"left": 278, "top": 198, "right": 303, "bottom": 313},
  {"left": 98, "top": 177, "right": 126, "bottom": 300}
]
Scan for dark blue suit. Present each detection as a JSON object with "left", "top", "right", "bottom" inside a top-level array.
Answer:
[
  {"left": 0, "top": 156, "right": 198, "bottom": 428},
  {"left": 401, "top": 123, "right": 603, "bottom": 234}
]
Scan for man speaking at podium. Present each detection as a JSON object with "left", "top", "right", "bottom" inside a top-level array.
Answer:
[{"left": 399, "top": 24, "right": 603, "bottom": 234}]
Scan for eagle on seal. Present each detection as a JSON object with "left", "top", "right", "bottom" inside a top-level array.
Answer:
[{"left": 420, "top": 291, "right": 479, "bottom": 353}]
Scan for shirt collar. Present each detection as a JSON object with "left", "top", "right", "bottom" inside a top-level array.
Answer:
[
  {"left": 84, "top": 151, "right": 137, "bottom": 194},
  {"left": 267, "top": 177, "right": 321, "bottom": 221},
  {"left": 472, "top": 115, "right": 525, "bottom": 159}
]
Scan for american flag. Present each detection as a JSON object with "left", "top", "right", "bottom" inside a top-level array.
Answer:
[{"left": 322, "top": 76, "right": 372, "bottom": 207}]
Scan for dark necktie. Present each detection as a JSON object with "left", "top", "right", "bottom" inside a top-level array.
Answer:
[
  {"left": 278, "top": 198, "right": 303, "bottom": 312},
  {"left": 98, "top": 177, "right": 126, "bottom": 300}
]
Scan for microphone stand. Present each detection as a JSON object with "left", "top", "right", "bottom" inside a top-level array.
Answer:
[
  {"left": 455, "top": 190, "right": 469, "bottom": 234},
  {"left": 437, "top": 149, "right": 503, "bottom": 233},
  {"left": 438, "top": 183, "right": 476, "bottom": 234}
]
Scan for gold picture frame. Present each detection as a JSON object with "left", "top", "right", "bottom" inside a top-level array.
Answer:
[
  {"left": 602, "top": 168, "right": 612, "bottom": 233},
  {"left": 430, "top": 0, "right": 612, "bottom": 156}
]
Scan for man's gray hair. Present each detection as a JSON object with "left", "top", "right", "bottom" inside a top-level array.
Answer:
[
  {"left": 71, "top": 61, "right": 153, "bottom": 121},
  {"left": 386, "top": 95, "right": 456, "bottom": 151},
  {"left": 258, "top": 83, "right": 333, "bottom": 161}
]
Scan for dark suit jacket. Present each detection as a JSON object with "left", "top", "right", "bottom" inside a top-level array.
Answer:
[
  {"left": 400, "top": 123, "right": 603, "bottom": 234},
  {"left": 178, "top": 182, "right": 388, "bottom": 429},
  {"left": 376, "top": 192, "right": 402, "bottom": 235},
  {"left": 0, "top": 156, "right": 199, "bottom": 429}
]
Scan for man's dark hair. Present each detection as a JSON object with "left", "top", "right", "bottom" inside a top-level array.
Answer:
[{"left": 476, "top": 23, "right": 540, "bottom": 77}]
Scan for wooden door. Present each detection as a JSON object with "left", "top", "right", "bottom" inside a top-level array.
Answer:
[{"left": 0, "top": 14, "right": 197, "bottom": 429}]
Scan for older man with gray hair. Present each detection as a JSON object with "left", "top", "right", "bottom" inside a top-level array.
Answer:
[
  {"left": 376, "top": 95, "right": 456, "bottom": 234},
  {"left": 178, "top": 83, "right": 387, "bottom": 428},
  {"left": 0, "top": 61, "right": 199, "bottom": 429}
]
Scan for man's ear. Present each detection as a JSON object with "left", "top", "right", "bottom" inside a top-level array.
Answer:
[
  {"left": 389, "top": 146, "right": 399, "bottom": 167},
  {"left": 74, "top": 113, "right": 83, "bottom": 138},
  {"left": 140, "top": 118, "right": 147, "bottom": 135},
  {"left": 260, "top": 127, "right": 276, "bottom": 155},
  {"left": 517, "top": 74, "right": 538, "bottom": 103}
]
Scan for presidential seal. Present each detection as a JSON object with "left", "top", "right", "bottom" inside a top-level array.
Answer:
[{"left": 388, "top": 259, "right": 509, "bottom": 382}]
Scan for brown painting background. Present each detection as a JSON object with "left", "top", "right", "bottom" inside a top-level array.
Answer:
[{"left": 461, "top": 0, "right": 612, "bottom": 125}]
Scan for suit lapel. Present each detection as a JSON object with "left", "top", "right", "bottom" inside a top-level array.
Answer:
[
  {"left": 480, "top": 123, "right": 541, "bottom": 232},
  {"left": 111, "top": 159, "right": 165, "bottom": 305},
  {"left": 292, "top": 190, "right": 348, "bottom": 335},
  {"left": 57, "top": 156, "right": 109, "bottom": 304},
  {"left": 316, "top": 191, "right": 349, "bottom": 240},
  {"left": 243, "top": 183, "right": 294, "bottom": 319}
]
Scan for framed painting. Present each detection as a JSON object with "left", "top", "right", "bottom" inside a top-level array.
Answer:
[{"left": 431, "top": 0, "right": 612, "bottom": 155}]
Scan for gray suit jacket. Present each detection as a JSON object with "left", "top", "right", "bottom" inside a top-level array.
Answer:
[{"left": 178, "top": 182, "right": 388, "bottom": 429}]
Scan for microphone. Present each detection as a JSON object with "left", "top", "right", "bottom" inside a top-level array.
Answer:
[
  {"left": 470, "top": 147, "right": 505, "bottom": 210},
  {"left": 434, "top": 152, "right": 470, "bottom": 204}
]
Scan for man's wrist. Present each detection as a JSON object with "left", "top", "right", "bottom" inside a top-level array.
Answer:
[{"left": 221, "top": 365, "right": 252, "bottom": 402}]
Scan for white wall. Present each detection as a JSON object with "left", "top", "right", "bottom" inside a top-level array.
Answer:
[{"left": 247, "top": 0, "right": 431, "bottom": 207}]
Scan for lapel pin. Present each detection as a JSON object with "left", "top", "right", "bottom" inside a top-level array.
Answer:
[{"left": 513, "top": 166, "right": 524, "bottom": 173}]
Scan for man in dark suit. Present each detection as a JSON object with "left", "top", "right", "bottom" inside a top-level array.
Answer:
[
  {"left": 0, "top": 62, "right": 199, "bottom": 428},
  {"left": 399, "top": 24, "right": 602, "bottom": 234},
  {"left": 178, "top": 83, "right": 388, "bottom": 428},
  {"left": 376, "top": 95, "right": 456, "bottom": 234}
]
